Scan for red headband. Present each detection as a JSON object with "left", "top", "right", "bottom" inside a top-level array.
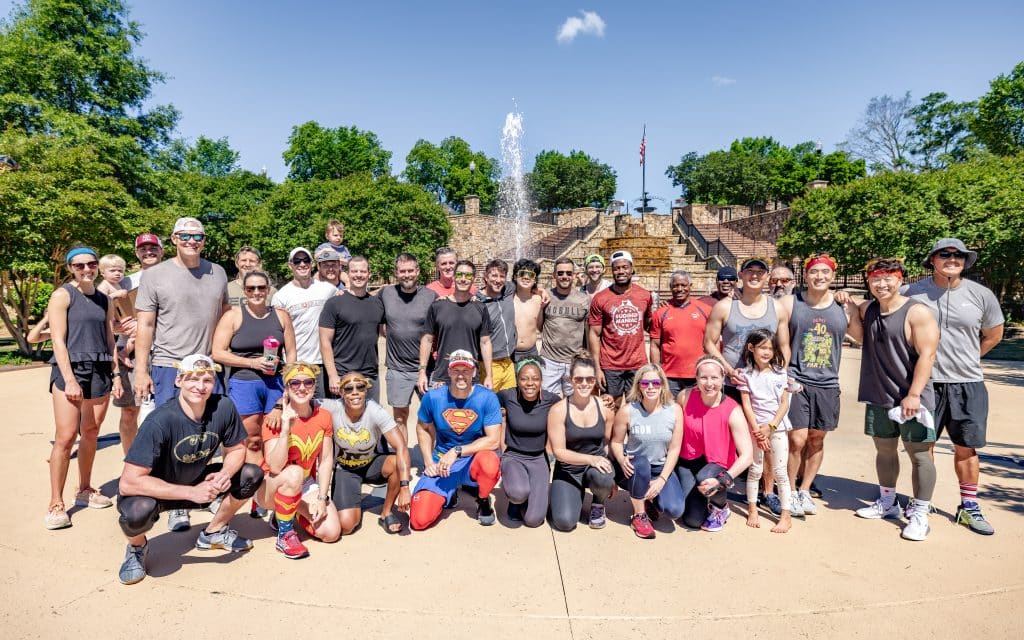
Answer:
[
  {"left": 804, "top": 255, "right": 837, "bottom": 271},
  {"left": 866, "top": 269, "right": 903, "bottom": 280}
]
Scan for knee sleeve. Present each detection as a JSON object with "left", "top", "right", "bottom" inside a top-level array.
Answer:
[
  {"left": 409, "top": 491, "right": 446, "bottom": 531},
  {"left": 873, "top": 437, "right": 900, "bottom": 487},
  {"left": 905, "top": 442, "right": 937, "bottom": 501},
  {"left": 117, "top": 496, "right": 160, "bottom": 538},
  {"left": 230, "top": 463, "right": 265, "bottom": 499},
  {"left": 469, "top": 450, "right": 501, "bottom": 498}
]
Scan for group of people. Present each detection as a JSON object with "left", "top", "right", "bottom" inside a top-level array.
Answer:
[{"left": 39, "top": 213, "right": 1004, "bottom": 586}]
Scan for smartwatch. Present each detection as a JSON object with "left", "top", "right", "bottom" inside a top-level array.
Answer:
[
  {"left": 399, "top": 480, "right": 410, "bottom": 487},
  {"left": 454, "top": 445, "right": 463, "bottom": 458}
]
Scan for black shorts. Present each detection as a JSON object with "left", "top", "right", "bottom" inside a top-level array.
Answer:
[
  {"left": 603, "top": 369, "right": 635, "bottom": 398},
  {"left": 49, "top": 361, "right": 113, "bottom": 399},
  {"left": 331, "top": 454, "right": 390, "bottom": 510},
  {"left": 788, "top": 384, "right": 841, "bottom": 432},
  {"left": 722, "top": 385, "right": 742, "bottom": 403},
  {"left": 667, "top": 377, "right": 696, "bottom": 399},
  {"left": 934, "top": 381, "right": 988, "bottom": 448}
]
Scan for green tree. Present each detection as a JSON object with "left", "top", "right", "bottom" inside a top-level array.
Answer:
[
  {"left": 664, "top": 151, "right": 701, "bottom": 200},
  {"left": 972, "top": 61, "right": 1024, "bottom": 156},
  {"left": 403, "top": 137, "right": 499, "bottom": 212},
  {"left": 283, "top": 121, "right": 392, "bottom": 181},
  {"left": 528, "top": 150, "right": 616, "bottom": 211},
  {"left": 820, "top": 150, "right": 867, "bottom": 186},
  {"left": 238, "top": 174, "right": 450, "bottom": 280},
  {"left": 184, "top": 136, "right": 241, "bottom": 177},
  {"left": 908, "top": 92, "right": 978, "bottom": 169}
]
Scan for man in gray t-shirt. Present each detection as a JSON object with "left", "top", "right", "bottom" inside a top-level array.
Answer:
[
  {"left": 541, "top": 257, "right": 590, "bottom": 395},
  {"left": 905, "top": 238, "right": 1004, "bottom": 535}
]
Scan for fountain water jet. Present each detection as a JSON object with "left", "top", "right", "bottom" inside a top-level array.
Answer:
[{"left": 497, "top": 108, "right": 530, "bottom": 260}]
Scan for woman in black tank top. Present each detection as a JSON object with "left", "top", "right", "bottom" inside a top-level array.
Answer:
[
  {"left": 212, "top": 271, "right": 297, "bottom": 514},
  {"left": 547, "top": 355, "right": 616, "bottom": 531},
  {"left": 45, "top": 246, "right": 123, "bottom": 530}
]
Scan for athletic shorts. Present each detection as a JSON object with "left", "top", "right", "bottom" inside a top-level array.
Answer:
[
  {"left": 513, "top": 345, "right": 540, "bottom": 362},
  {"left": 603, "top": 369, "right": 635, "bottom": 398},
  {"left": 228, "top": 375, "right": 284, "bottom": 415},
  {"left": 541, "top": 359, "right": 572, "bottom": 396},
  {"left": 49, "top": 361, "right": 113, "bottom": 400},
  {"left": 789, "top": 384, "right": 841, "bottom": 432},
  {"left": 934, "top": 381, "right": 988, "bottom": 448},
  {"left": 413, "top": 455, "right": 479, "bottom": 501},
  {"left": 386, "top": 369, "right": 421, "bottom": 408},
  {"left": 667, "top": 377, "right": 696, "bottom": 399},
  {"left": 331, "top": 454, "right": 389, "bottom": 510},
  {"left": 863, "top": 404, "right": 936, "bottom": 443},
  {"left": 490, "top": 357, "right": 517, "bottom": 392},
  {"left": 112, "top": 367, "right": 137, "bottom": 408}
]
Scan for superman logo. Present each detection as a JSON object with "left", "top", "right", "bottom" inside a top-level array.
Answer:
[{"left": 442, "top": 408, "right": 478, "bottom": 434}]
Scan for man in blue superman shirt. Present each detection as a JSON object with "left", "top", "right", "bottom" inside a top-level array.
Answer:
[{"left": 410, "top": 349, "right": 502, "bottom": 529}]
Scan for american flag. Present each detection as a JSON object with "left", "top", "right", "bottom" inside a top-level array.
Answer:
[{"left": 639, "top": 129, "right": 646, "bottom": 166}]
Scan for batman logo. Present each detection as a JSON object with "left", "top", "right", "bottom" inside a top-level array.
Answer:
[{"left": 173, "top": 431, "right": 221, "bottom": 465}]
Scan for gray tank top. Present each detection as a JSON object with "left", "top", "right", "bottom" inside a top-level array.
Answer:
[
  {"left": 49, "top": 284, "right": 111, "bottom": 364},
  {"left": 788, "top": 292, "right": 848, "bottom": 387},
  {"left": 722, "top": 297, "right": 778, "bottom": 369},
  {"left": 858, "top": 300, "right": 935, "bottom": 410},
  {"left": 624, "top": 401, "right": 676, "bottom": 467}
]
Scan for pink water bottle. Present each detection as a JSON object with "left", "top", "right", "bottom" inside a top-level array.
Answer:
[{"left": 262, "top": 336, "right": 280, "bottom": 365}]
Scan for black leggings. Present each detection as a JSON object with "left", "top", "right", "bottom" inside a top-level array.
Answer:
[
  {"left": 117, "top": 463, "right": 264, "bottom": 537},
  {"left": 676, "top": 457, "right": 728, "bottom": 529},
  {"left": 548, "top": 462, "right": 615, "bottom": 531}
]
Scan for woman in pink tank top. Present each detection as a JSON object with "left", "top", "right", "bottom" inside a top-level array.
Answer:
[{"left": 674, "top": 355, "right": 752, "bottom": 532}]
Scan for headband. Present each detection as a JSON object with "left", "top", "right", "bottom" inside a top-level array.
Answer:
[
  {"left": 695, "top": 356, "right": 727, "bottom": 376},
  {"left": 584, "top": 254, "right": 605, "bottom": 267},
  {"left": 282, "top": 362, "right": 321, "bottom": 382},
  {"left": 804, "top": 254, "right": 837, "bottom": 271},
  {"left": 866, "top": 269, "right": 903, "bottom": 280},
  {"left": 515, "top": 357, "right": 543, "bottom": 374},
  {"left": 338, "top": 371, "right": 373, "bottom": 390},
  {"left": 65, "top": 247, "right": 98, "bottom": 264}
]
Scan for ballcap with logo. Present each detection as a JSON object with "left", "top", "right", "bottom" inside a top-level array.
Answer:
[{"left": 447, "top": 349, "right": 478, "bottom": 370}]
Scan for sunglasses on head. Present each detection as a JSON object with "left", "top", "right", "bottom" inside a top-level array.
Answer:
[
  {"left": 291, "top": 257, "right": 312, "bottom": 265},
  {"left": 342, "top": 383, "right": 367, "bottom": 394},
  {"left": 69, "top": 260, "right": 99, "bottom": 270},
  {"left": 639, "top": 379, "right": 662, "bottom": 388},
  {"left": 453, "top": 270, "right": 474, "bottom": 279},
  {"left": 287, "top": 378, "right": 315, "bottom": 390},
  {"left": 936, "top": 250, "right": 967, "bottom": 259},
  {"left": 176, "top": 232, "right": 205, "bottom": 242}
]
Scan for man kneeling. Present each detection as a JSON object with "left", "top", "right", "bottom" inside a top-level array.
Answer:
[{"left": 116, "top": 355, "right": 264, "bottom": 585}]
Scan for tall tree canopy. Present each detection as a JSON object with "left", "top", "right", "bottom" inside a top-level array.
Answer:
[
  {"left": 841, "top": 92, "right": 916, "bottom": 172},
  {"left": 283, "top": 121, "right": 391, "bottom": 181},
  {"left": 528, "top": 149, "right": 616, "bottom": 211},
  {"left": 403, "top": 137, "right": 499, "bottom": 212},
  {"left": 907, "top": 92, "right": 978, "bottom": 169},
  {"left": 972, "top": 61, "right": 1024, "bottom": 156}
]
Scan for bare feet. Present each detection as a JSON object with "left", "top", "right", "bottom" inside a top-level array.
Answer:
[
  {"left": 746, "top": 506, "right": 760, "bottom": 528},
  {"left": 771, "top": 511, "right": 792, "bottom": 533}
]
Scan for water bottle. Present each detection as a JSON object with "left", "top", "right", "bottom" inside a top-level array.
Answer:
[{"left": 262, "top": 336, "right": 280, "bottom": 371}]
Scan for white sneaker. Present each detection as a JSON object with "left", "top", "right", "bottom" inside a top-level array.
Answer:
[
  {"left": 799, "top": 490, "right": 817, "bottom": 515},
  {"left": 856, "top": 498, "right": 901, "bottom": 519},
  {"left": 789, "top": 493, "right": 805, "bottom": 518},
  {"left": 901, "top": 504, "right": 930, "bottom": 541},
  {"left": 167, "top": 509, "right": 191, "bottom": 532}
]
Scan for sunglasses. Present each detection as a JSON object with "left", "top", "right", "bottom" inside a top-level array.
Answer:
[
  {"left": 69, "top": 260, "right": 99, "bottom": 270},
  {"left": 769, "top": 278, "right": 793, "bottom": 285},
  {"left": 287, "top": 378, "right": 315, "bottom": 390},
  {"left": 572, "top": 376, "right": 596, "bottom": 384},
  {"left": 555, "top": 270, "right": 574, "bottom": 276},
  {"left": 291, "top": 258, "right": 312, "bottom": 266},
  {"left": 936, "top": 250, "right": 967, "bottom": 259},
  {"left": 176, "top": 233, "right": 206, "bottom": 242},
  {"left": 342, "top": 384, "right": 367, "bottom": 394},
  {"left": 244, "top": 285, "right": 268, "bottom": 293},
  {"left": 453, "top": 271, "right": 474, "bottom": 279},
  {"left": 717, "top": 277, "right": 737, "bottom": 282},
  {"left": 516, "top": 270, "right": 537, "bottom": 279},
  {"left": 639, "top": 379, "right": 662, "bottom": 388}
]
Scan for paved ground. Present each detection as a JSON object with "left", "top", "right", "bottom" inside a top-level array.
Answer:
[{"left": 2, "top": 348, "right": 1022, "bottom": 639}]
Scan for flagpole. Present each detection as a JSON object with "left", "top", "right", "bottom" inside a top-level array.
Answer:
[{"left": 641, "top": 124, "right": 647, "bottom": 213}]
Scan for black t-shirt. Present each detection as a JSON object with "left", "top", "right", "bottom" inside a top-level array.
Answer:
[
  {"left": 318, "top": 292, "right": 386, "bottom": 377},
  {"left": 498, "top": 388, "right": 558, "bottom": 455},
  {"left": 425, "top": 298, "right": 491, "bottom": 377},
  {"left": 125, "top": 395, "right": 246, "bottom": 484}
]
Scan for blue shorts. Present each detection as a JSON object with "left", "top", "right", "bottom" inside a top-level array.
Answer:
[
  {"left": 152, "top": 365, "right": 225, "bottom": 406},
  {"left": 228, "top": 375, "right": 284, "bottom": 415},
  {"left": 413, "top": 455, "right": 479, "bottom": 501}
]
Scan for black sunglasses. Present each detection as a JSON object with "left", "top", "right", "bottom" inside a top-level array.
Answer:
[
  {"left": 555, "top": 270, "right": 574, "bottom": 276},
  {"left": 291, "top": 257, "right": 312, "bottom": 265},
  {"left": 936, "top": 250, "right": 967, "bottom": 259},
  {"left": 176, "top": 232, "right": 205, "bottom": 242}
]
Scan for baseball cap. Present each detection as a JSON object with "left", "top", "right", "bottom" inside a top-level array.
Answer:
[
  {"left": 447, "top": 349, "right": 478, "bottom": 370},
  {"left": 316, "top": 248, "right": 343, "bottom": 263},
  {"left": 172, "top": 216, "right": 204, "bottom": 234},
  {"left": 609, "top": 250, "right": 634, "bottom": 265},
  {"left": 740, "top": 257, "right": 769, "bottom": 271},
  {"left": 288, "top": 247, "right": 313, "bottom": 262},
  {"left": 135, "top": 233, "right": 163, "bottom": 249},
  {"left": 716, "top": 266, "right": 738, "bottom": 280},
  {"left": 174, "top": 354, "right": 222, "bottom": 375},
  {"left": 923, "top": 237, "right": 977, "bottom": 269},
  {"left": 585, "top": 253, "right": 605, "bottom": 267}
]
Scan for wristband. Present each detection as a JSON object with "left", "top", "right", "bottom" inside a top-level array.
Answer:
[
  {"left": 454, "top": 445, "right": 463, "bottom": 458},
  {"left": 768, "top": 423, "right": 778, "bottom": 432},
  {"left": 399, "top": 480, "right": 410, "bottom": 487},
  {"left": 272, "top": 403, "right": 283, "bottom": 411}
]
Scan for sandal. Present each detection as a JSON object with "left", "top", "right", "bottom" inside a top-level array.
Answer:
[{"left": 378, "top": 512, "right": 404, "bottom": 534}]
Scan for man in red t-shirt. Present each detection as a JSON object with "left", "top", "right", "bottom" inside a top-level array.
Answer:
[
  {"left": 426, "top": 246, "right": 477, "bottom": 297},
  {"left": 587, "top": 250, "right": 652, "bottom": 404},
  {"left": 650, "top": 270, "right": 711, "bottom": 399}
]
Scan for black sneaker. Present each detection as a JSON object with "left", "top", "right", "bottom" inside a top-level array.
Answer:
[
  {"left": 809, "top": 481, "right": 823, "bottom": 498},
  {"left": 444, "top": 492, "right": 459, "bottom": 510},
  {"left": 476, "top": 496, "right": 496, "bottom": 526},
  {"left": 507, "top": 501, "right": 524, "bottom": 523}
]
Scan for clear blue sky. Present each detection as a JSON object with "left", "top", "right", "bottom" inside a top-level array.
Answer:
[{"left": 5, "top": 1, "right": 1023, "bottom": 208}]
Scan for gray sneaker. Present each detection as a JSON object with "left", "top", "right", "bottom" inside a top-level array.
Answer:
[
  {"left": 956, "top": 502, "right": 995, "bottom": 535},
  {"left": 763, "top": 493, "right": 783, "bottom": 516},
  {"left": 589, "top": 504, "right": 607, "bottom": 529},
  {"left": 167, "top": 509, "right": 190, "bottom": 532},
  {"left": 118, "top": 543, "right": 148, "bottom": 585},
  {"left": 195, "top": 526, "right": 253, "bottom": 552},
  {"left": 799, "top": 490, "right": 818, "bottom": 516}
]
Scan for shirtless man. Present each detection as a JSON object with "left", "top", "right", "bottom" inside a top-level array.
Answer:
[{"left": 512, "top": 258, "right": 544, "bottom": 362}]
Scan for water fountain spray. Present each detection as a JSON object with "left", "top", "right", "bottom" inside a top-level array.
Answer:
[{"left": 498, "top": 103, "right": 529, "bottom": 260}]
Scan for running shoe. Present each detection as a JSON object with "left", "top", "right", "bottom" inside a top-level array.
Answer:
[
  {"left": 763, "top": 493, "right": 783, "bottom": 516},
  {"left": 701, "top": 505, "right": 731, "bottom": 532},
  {"left": 790, "top": 492, "right": 806, "bottom": 518},
  {"left": 631, "top": 513, "right": 656, "bottom": 539},
  {"left": 901, "top": 503, "right": 930, "bottom": 541},
  {"left": 74, "top": 488, "right": 113, "bottom": 509},
  {"left": 275, "top": 530, "right": 309, "bottom": 559},
  {"left": 956, "top": 501, "right": 995, "bottom": 536},
  {"left": 44, "top": 503, "right": 71, "bottom": 530},
  {"left": 249, "top": 500, "right": 267, "bottom": 519},
  {"left": 166, "top": 508, "right": 190, "bottom": 532},
  {"left": 268, "top": 512, "right": 279, "bottom": 533},
  {"left": 589, "top": 504, "right": 607, "bottom": 529},
  {"left": 195, "top": 525, "right": 253, "bottom": 552},
  {"left": 444, "top": 492, "right": 459, "bottom": 510},
  {"left": 476, "top": 496, "right": 496, "bottom": 526},
  {"left": 506, "top": 501, "right": 524, "bottom": 523},
  {"left": 118, "top": 543, "right": 148, "bottom": 585},
  {"left": 798, "top": 490, "right": 818, "bottom": 516},
  {"left": 855, "top": 497, "right": 901, "bottom": 520}
]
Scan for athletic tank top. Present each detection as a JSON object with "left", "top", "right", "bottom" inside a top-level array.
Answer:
[
  {"left": 229, "top": 304, "right": 285, "bottom": 380},
  {"left": 624, "top": 401, "right": 676, "bottom": 467},
  {"left": 558, "top": 396, "right": 607, "bottom": 474},
  {"left": 858, "top": 300, "right": 935, "bottom": 411},
  {"left": 681, "top": 390, "right": 738, "bottom": 468},
  {"left": 721, "top": 297, "right": 778, "bottom": 370},
  {"left": 788, "top": 292, "right": 848, "bottom": 387},
  {"left": 49, "top": 284, "right": 111, "bottom": 364}
]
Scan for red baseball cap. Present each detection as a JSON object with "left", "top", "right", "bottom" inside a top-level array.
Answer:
[{"left": 135, "top": 233, "right": 163, "bottom": 249}]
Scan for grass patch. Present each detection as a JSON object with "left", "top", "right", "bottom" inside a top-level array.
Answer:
[{"left": 0, "top": 352, "right": 34, "bottom": 366}]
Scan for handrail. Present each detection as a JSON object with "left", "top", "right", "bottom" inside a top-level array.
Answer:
[{"left": 675, "top": 212, "right": 735, "bottom": 269}]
